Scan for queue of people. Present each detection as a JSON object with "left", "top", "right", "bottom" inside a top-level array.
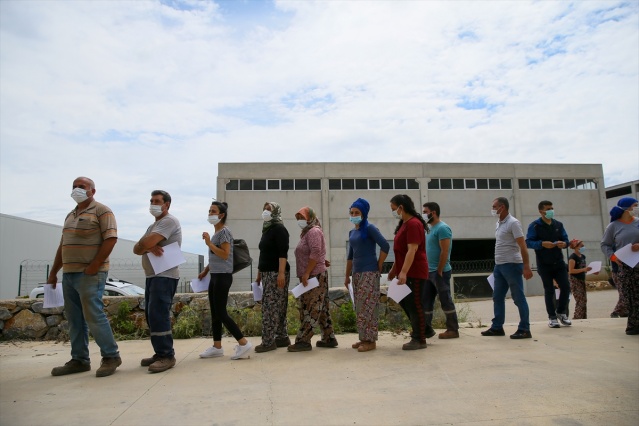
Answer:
[{"left": 47, "top": 177, "right": 638, "bottom": 378}]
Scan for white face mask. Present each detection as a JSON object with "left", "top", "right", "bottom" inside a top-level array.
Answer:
[
  {"left": 632, "top": 207, "right": 639, "bottom": 217},
  {"left": 208, "top": 215, "right": 220, "bottom": 225},
  {"left": 71, "top": 187, "right": 89, "bottom": 203},
  {"left": 297, "top": 219, "right": 308, "bottom": 229},
  {"left": 149, "top": 205, "right": 163, "bottom": 217},
  {"left": 491, "top": 208, "right": 500, "bottom": 217},
  {"left": 262, "top": 210, "right": 272, "bottom": 222},
  {"left": 392, "top": 208, "right": 401, "bottom": 220}
]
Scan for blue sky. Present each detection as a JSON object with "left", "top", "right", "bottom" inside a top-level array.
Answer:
[{"left": 1, "top": 0, "right": 638, "bottom": 256}]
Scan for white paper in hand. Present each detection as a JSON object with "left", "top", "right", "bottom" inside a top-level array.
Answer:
[
  {"left": 487, "top": 273, "right": 495, "bottom": 291},
  {"left": 190, "top": 274, "right": 210, "bottom": 293},
  {"left": 147, "top": 242, "right": 186, "bottom": 275},
  {"left": 252, "top": 281, "right": 263, "bottom": 302},
  {"left": 43, "top": 283, "right": 64, "bottom": 308},
  {"left": 614, "top": 244, "right": 639, "bottom": 268},
  {"left": 587, "top": 261, "right": 602, "bottom": 275},
  {"left": 291, "top": 277, "right": 320, "bottom": 298},
  {"left": 348, "top": 283, "right": 355, "bottom": 305},
  {"left": 387, "top": 278, "right": 411, "bottom": 303}
]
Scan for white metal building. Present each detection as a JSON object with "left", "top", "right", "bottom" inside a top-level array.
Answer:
[
  {"left": 217, "top": 162, "right": 608, "bottom": 297},
  {"left": 605, "top": 180, "right": 639, "bottom": 212}
]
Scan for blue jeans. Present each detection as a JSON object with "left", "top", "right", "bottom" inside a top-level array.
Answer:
[
  {"left": 62, "top": 272, "right": 119, "bottom": 363},
  {"left": 492, "top": 263, "right": 530, "bottom": 331},
  {"left": 145, "top": 277, "right": 179, "bottom": 358}
]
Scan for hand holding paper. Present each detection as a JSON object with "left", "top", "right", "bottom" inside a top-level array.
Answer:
[
  {"left": 190, "top": 274, "right": 210, "bottom": 293},
  {"left": 291, "top": 277, "right": 319, "bottom": 298},
  {"left": 387, "top": 278, "right": 411, "bottom": 303},
  {"left": 43, "top": 283, "right": 64, "bottom": 308}
]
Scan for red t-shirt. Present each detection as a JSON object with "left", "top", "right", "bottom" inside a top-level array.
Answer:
[{"left": 393, "top": 216, "right": 428, "bottom": 279}]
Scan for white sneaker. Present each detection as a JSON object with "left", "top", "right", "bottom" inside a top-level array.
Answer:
[
  {"left": 199, "top": 346, "right": 224, "bottom": 358},
  {"left": 548, "top": 318, "right": 560, "bottom": 328},
  {"left": 558, "top": 314, "right": 572, "bottom": 326},
  {"left": 231, "top": 341, "right": 253, "bottom": 360}
]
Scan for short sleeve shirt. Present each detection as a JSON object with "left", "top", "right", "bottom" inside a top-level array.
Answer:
[
  {"left": 61, "top": 200, "right": 117, "bottom": 273},
  {"left": 426, "top": 221, "right": 452, "bottom": 273},
  {"left": 141, "top": 213, "right": 182, "bottom": 279},
  {"left": 393, "top": 217, "right": 428, "bottom": 279},
  {"left": 208, "top": 227, "right": 234, "bottom": 274},
  {"left": 495, "top": 214, "right": 524, "bottom": 265}
]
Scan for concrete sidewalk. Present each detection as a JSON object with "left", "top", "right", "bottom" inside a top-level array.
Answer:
[{"left": 1, "top": 292, "right": 638, "bottom": 426}]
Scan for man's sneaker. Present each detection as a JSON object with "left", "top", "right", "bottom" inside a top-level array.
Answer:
[
  {"left": 275, "top": 337, "right": 291, "bottom": 347},
  {"left": 558, "top": 314, "right": 572, "bottom": 326},
  {"left": 199, "top": 346, "right": 224, "bottom": 358},
  {"left": 148, "top": 357, "right": 176, "bottom": 373},
  {"left": 610, "top": 313, "right": 620, "bottom": 318},
  {"left": 51, "top": 359, "right": 91, "bottom": 376},
  {"left": 231, "top": 341, "right": 253, "bottom": 360},
  {"left": 425, "top": 326, "right": 437, "bottom": 339},
  {"left": 510, "top": 329, "right": 532, "bottom": 339},
  {"left": 254, "top": 343, "right": 277, "bottom": 353},
  {"left": 439, "top": 330, "right": 460, "bottom": 339},
  {"left": 481, "top": 328, "right": 505, "bottom": 336},
  {"left": 287, "top": 342, "right": 312, "bottom": 352},
  {"left": 316, "top": 337, "right": 338, "bottom": 348},
  {"left": 96, "top": 356, "right": 122, "bottom": 377},
  {"left": 625, "top": 328, "right": 639, "bottom": 335},
  {"left": 141, "top": 355, "right": 160, "bottom": 367},
  {"left": 548, "top": 318, "right": 561, "bottom": 328},
  {"left": 402, "top": 339, "right": 427, "bottom": 350}
]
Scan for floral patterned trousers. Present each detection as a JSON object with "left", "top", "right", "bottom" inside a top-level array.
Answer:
[
  {"left": 260, "top": 270, "right": 290, "bottom": 346},
  {"left": 353, "top": 271, "right": 380, "bottom": 342},
  {"left": 569, "top": 276, "right": 587, "bottom": 319},
  {"left": 295, "top": 271, "right": 335, "bottom": 344}
]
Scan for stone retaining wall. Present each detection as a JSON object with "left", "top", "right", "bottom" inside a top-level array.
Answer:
[{"left": 0, "top": 287, "right": 405, "bottom": 341}]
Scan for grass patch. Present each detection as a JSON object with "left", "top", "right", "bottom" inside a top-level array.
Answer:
[{"left": 173, "top": 306, "right": 202, "bottom": 339}]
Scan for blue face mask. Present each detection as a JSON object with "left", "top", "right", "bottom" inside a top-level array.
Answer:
[
  {"left": 544, "top": 210, "right": 554, "bottom": 220},
  {"left": 350, "top": 216, "right": 362, "bottom": 225}
]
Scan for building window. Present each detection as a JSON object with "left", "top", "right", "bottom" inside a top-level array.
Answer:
[
  {"left": 329, "top": 179, "right": 341, "bottom": 190},
  {"left": 240, "top": 180, "right": 252, "bottom": 190},
  {"left": 342, "top": 179, "right": 355, "bottom": 190},
  {"left": 606, "top": 185, "right": 632, "bottom": 199},
  {"left": 226, "top": 180, "right": 239, "bottom": 191},
  {"left": 428, "top": 178, "right": 513, "bottom": 190},
  {"left": 309, "top": 179, "right": 321, "bottom": 190},
  {"left": 369, "top": 179, "right": 381, "bottom": 190},
  {"left": 253, "top": 179, "right": 266, "bottom": 191},
  {"left": 281, "top": 179, "right": 294, "bottom": 190},
  {"left": 518, "top": 178, "right": 598, "bottom": 190},
  {"left": 268, "top": 180, "right": 280, "bottom": 190}
]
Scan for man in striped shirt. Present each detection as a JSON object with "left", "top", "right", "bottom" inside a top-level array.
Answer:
[{"left": 47, "top": 177, "right": 122, "bottom": 377}]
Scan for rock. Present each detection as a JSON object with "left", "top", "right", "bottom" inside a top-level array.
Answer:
[
  {"left": 44, "top": 327, "right": 60, "bottom": 340},
  {"left": 31, "top": 302, "right": 44, "bottom": 313},
  {"left": 46, "top": 315, "right": 63, "bottom": 327},
  {"left": 0, "top": 307, "right": 11, "bottom": 320},
  {"left": 3, "top": 309, "right": 48, "bottom": 339},
  {"left": 173, "top": 301, "right": 186, "bottom": 315},
  {"left": 131, "top": 312, "right": 148, "bottom": 331},
  {"left": 190, "top": 298, "right": 210, "bottom": 312},
  {"left": 15, "top": 300, "right": 34, "bottom": 310},
  {"left": 0, "top": 301, "right": 17, "bottom": 312},
  {"left": 0, "top": 320, "right": 4, "bottom": 330}
]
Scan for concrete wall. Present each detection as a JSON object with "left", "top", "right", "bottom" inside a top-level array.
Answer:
[
  {"left": 0, "top": 214, "right": 202, "bottom": 299},
  {"left": 217, "top": 162, "right": 608, "bottom": 296}
]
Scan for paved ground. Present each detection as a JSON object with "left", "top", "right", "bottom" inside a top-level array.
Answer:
[{"left": 1, "top": 290, "right": 637, "bottom": 426}]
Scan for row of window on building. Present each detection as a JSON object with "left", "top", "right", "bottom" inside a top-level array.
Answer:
[{"left": 225, "top": 177, "right": 598, "bottom": 191}]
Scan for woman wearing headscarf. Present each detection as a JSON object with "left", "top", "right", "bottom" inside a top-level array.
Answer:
[
  {"left": 344, "top": 198, "right": 389, "bottom": 352},
  {"left": 255, "top": 202, "right": 291, "bottom": 353},
  {"left": 388, "top": 194, "right": 429, "bottom": 350},
  {"left": 288, "top": 207, "right": 337, "bottom": 352},
  {"left": 601, "top": 197, "right": 639, "bottom": 335}
]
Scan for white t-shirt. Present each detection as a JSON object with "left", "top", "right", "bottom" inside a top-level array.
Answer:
[{"left": 495, "top": 214, "right": 524, "bottom": 265}]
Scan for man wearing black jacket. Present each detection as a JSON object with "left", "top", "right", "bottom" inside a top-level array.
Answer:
[{"left": 526, "top": 200, "right": 572, "bottom": 328}]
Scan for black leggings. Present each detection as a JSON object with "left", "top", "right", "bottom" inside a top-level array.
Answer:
[{"left": 209, "top": 273, "right": 244, "bottom": 341}]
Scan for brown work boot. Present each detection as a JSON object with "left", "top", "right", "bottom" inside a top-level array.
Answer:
[
  {"left": 275, "top": 337, "right": 291, "bottom": 347},
  {"left": 140, "top": 355, "right": 159, "bottom": 367},
  {"left": 96, "top": 356, "right": 122, "bottom": 377},
  {"left": 402, "top": 339, "right": 427, "bottom": 350},
  {"left": 51, "top": 359, "right": 91, "bottom": 376},
  {"left": 438, "top": 330, "right": 460, "bottom": 339},
  {"left": 287, "top": 342, "right": 312, "bottom": 352},
  {"left": 358, "top": 341, "right": 376, "bottom": 352},
  {"left": 352, "top": 341, "right": 362, "bottom": 349},
  {"left": 315, "top": 337, "right": 338, "bottom": 348},
  {"left": 148, "top": 357, "right": 176, "bottom": 373},
  {"left": 254, "top": 343, "right": 277, "bottom": 353}
]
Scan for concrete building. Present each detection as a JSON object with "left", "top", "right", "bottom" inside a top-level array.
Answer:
[
  {"left": 217, "top": 162, "right": 609, "bottom": 297},
  {"left": 605, "top": 180, "right": 639, "bottom": 212},
  {"left": 0, "top": 214, "right": 202, "bottom": 299}
]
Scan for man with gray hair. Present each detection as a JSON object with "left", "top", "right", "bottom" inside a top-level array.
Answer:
[
  {"left": 134, "top": 190, "right": 182, "bottom": 373},
  {"left": 482, "top": 197, "right": 533, "bottom": 339},
  {"left": 48, "top": 177, "right": 122, "bottom": 377}
]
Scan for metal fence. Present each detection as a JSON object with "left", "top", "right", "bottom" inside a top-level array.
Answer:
[
  {"left": 17, "top": 257, "right": 204, "bottom": 297},
  {"left": 450, "top": 259, "right": 495, "bottom": 274}
]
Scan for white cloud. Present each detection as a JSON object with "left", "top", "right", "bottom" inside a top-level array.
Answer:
[{"left": 1, "top": 0, "right": 638, "bottom": 256}]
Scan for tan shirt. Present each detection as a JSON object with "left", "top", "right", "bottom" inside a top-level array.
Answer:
[{"left": 61, "top": 200, "right": 117, "bottom": 272}]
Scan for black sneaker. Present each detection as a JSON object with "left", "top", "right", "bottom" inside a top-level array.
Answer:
[
  {"left": 316, "top": 337, "right": 338, "bottom": 348},
  {"left": 425, "top": 326, "right": 436, "bottom": 339},
  {"left": 275, "top": 337, "right": 291, "bottom": 347},
  {"left": 287, "top": 342, "right": 312, "bottom": 352},
  {"left": 510, "top": 329, "right": 532, "bottom": 339},
  {"left": 51, "top": 359, "right": 91, "bottom": 376},
  {"left": 626, "top": 328, "right": 639, "bottom": 336},
  {"left": 481, "top": 328, "right": 505, "bottom": 336}
]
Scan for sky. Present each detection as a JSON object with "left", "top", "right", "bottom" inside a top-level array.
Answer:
[{"left": 1, "top": 0, "right": 638, "bottom": 257}]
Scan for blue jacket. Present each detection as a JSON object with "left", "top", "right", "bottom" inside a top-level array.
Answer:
[{"left": 525, "top": 218, "right": 569, "bottom": 265}]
